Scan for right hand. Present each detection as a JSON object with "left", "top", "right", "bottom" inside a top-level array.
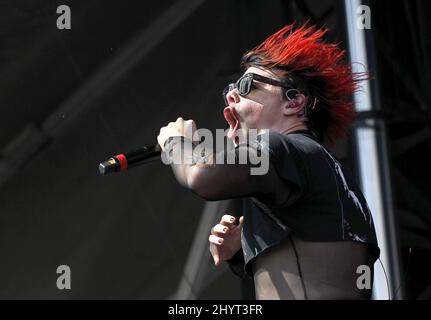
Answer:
[{"left": 209, "top": 215, "right": 244, "bottom": 266}]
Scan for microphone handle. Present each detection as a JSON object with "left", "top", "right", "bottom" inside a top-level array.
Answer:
[
  {"left": 125, "top": 145, "right": 162, "bottom": 167},
  {"left": 99, "top": 144, "right": 162, "bottom": 175}
]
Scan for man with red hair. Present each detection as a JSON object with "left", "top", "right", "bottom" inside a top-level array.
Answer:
[{"left": 157, "top": 24, "right": 380, "bottom": 300}]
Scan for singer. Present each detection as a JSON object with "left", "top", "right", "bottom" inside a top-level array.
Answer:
[{"left": 157, "top": 23, "right": 380, "bottom": 300}]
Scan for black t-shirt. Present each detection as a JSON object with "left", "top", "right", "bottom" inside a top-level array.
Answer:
[{"left": 235, "top": 129, "right": 380, "bottom": 278}]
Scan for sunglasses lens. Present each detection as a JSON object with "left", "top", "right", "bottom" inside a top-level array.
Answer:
[
  {"left": 222, "top": 74, "right": 253, "bottom": 105},
  {"left": 237, "top": 75, "right": 251, "bottom": 95}
]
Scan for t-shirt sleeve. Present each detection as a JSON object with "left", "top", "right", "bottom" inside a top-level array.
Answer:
[{"left": 266, "top": 131, "right": 306, "bottom": 195}]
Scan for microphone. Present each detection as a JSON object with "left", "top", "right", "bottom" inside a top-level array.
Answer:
[{"left": 99, "top": 144, "right": 162, "bottom": 175}]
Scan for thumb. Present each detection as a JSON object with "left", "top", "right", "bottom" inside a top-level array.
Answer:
[{"left": 238, "top": 216, "right": 244, "bottom": 228}]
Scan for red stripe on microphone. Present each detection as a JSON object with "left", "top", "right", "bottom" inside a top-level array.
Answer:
[{"left": 115, "top": 154, "right": 128, "bottom": 171}]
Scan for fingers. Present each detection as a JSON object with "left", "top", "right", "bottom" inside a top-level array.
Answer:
[
  {"left": 209, "top": 215, "right": 244, "bottom": 268},
  {"left": 177, "top": 117, "right": 196, "bottom": 125},
  {"left": 219, "top": 214, "right": 244, "bottom": 229},
  {"left": 219, "top": 214, "right": 237, "bottom": 227},
  {"left": 211, "top": 224, "right": 228, "bottom": 235},
  {"left": 211, "top": 215, "right": 244, "bottom": 237},
  {"left": 165, "top": 117, "right": 195, "bottom": 125},
  {"left": 209, "top": 234, "right": 224, "bottom": 245}
]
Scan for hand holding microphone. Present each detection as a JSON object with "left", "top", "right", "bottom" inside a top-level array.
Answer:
[
  {"left": 157, "top": 117, "right": 199, "bottom": 151},
  {"left": 99, "top": 117, "right": 199, "bottom": 175}
]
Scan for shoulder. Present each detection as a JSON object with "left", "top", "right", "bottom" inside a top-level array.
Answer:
[{"left": 263, "top": 130, "right": 323, "bottom": 156}]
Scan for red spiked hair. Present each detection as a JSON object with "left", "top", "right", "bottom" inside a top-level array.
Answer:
[{"left": 241, "top": 23, "right": 368, "bottom": 145}]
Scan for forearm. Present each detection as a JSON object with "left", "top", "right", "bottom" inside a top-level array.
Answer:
[
  {"left": 163, "top": 135, "right": 285, "bottom": 202},
  {"left": 165, "top": 136, "right": 217, "bottom": 192},
  {"left": 171, "top": 163, "right": 213, "bottom": 190},
  {"left": 171, "top": 160, "right": 260, "bottom": 201}
]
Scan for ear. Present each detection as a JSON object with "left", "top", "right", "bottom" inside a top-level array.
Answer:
[{"left": 282, "top": 93, "right": 307, "bottom": 116}]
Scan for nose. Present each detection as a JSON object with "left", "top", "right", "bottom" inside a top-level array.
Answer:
[{"left": 225, "top": 88, "right": 240, "bottom": 106}]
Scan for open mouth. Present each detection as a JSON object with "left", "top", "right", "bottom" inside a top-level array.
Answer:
[{"left": 223, "top": 106, "right": 241, "bottom": 140}]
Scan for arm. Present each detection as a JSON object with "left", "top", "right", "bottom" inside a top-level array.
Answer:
[
  {"left": 157, "top": 118, "right": 297, "bottom": 204},
  {"left": 166, "top": 137, "right": 290, "bottom": 202}
]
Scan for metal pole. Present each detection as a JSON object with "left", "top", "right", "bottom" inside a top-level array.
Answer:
[
  {"left": 170, "top": 200, "right": 230, "bottom": 299},
  {"left": 344, "top": 0, "right": 404, "bottom": 300}
]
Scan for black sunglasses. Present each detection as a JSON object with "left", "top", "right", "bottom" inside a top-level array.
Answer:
[{"left": 222, "top": 73, "right": 295, "bottom": 106}]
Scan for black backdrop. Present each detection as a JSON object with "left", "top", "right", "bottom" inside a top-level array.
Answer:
[{"left": 0, "top": 0, "right": 430, "bottom": 299}]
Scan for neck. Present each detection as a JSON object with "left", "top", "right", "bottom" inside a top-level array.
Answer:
[
  {"left": 279, "top": 122, "right": 308, "bottom": 135},
  {"left": 254, "top": 120, "right": 308, "bottom": 138}
]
